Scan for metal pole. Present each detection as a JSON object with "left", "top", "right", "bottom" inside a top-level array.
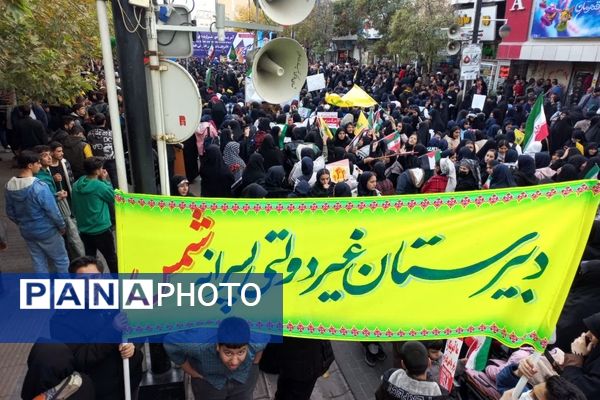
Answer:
[
  {"left": 110, "top": 0, "right": 157, "bottom": 194},
  {"left": 96, "top": 0, "right": 128, "bottom": 193},
  {"left": 146, "top": 8, "right": 171, "bottom": 195},
  {"left": 471, "top": 0, "right": 482, "bottom": 45},
  {"left": 460, "top": 0, "right": 482, "bottom": 107},
  {"left": 122, "top": 348, "right": 132, "bottom": 400}
]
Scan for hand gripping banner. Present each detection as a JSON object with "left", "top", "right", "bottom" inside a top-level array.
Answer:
[{"left": 115, "top": 180, "right": 600, "bottom": 349}]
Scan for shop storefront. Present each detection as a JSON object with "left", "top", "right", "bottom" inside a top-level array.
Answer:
[{"left": 498, "top": 0, "right": 600, "bottom": 104}]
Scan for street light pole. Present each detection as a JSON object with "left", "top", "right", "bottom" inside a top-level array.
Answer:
[
  {"left": 461, "top": 0, "right": 483, "bottom": 105},
  {"left": 471, "top": 0, "right": 482, "bottom": 45}
]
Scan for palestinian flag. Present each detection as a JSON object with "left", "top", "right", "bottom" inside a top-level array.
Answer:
[
  {"left": 367, "top": 109, "right": 374, "bottom": 128},
  {"left": 383, "top": 132, "right": 402, "bottom": 152},
  {"left": 420, "top": 150, "right": 441, "bottom": 170},
  {"left": 523, "top": 95, "right": 549, "bottom": 154},
  {"left": 585, "top": 164, "right": 600, "bottom": 179},
  {"left": 227, "top": 44, "right": 236, "bottom": 61}
]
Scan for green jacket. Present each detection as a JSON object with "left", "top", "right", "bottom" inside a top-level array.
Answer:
[
  {"left": 35, "top": 168, "right": 57, "bottom": 193},
  {"left": 72, "top": 176, "right": 114, "bottom": 234}
]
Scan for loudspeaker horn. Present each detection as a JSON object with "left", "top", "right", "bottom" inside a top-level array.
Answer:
[
  {"left": 251, "top": 37, "right": 308, "bottom": 104},
  {"left": 446, "top": 40, "right": 461, "bottom": 56},
  {"left": 257, "top": 0, "right": 316, "bottom": 26},
  {"left": 448, "top": 24, "right": 461, "bottom": 39}
]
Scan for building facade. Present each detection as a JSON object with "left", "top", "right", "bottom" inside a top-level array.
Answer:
[{"left": 498, "top": 0, "right": 600, "bottom": 104}]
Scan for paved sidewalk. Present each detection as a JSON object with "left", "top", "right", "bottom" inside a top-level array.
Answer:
[{"left": 0, "top": 157, "right": 363, "bottom": 400}]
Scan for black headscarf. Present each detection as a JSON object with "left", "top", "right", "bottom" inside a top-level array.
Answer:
[
  {"left": 357, "top": 171, "right": 378, "bottom": 196},
  {"left": 333, "top": 182, "right": 352, "bottom": 197},
  {"left": 298, "top": 156, "right": 314, "bottom": 182},
  {"left": 200, "top": 145, "right": 234, "bottom": 197},
  {"left": 490, "top": 164, "right": 517, "bottom": 189},
  {"left": 514, "top": 155, "right": 538, "bottom": 186},
  {"left": 311, "top": 168, "right": 333, "bottom": 197},
  {"left": 333, "top": 126, "right": 351, "bottom": 148},
  {"left": 221, "top": 119, "right": 243, "bottom": 140},
  {"left": 264, "top": 165, "right": 286, "bottom": 188},
  {"left": 332, "top": 146, "right": 346, "bottom": 162},
  {"left": 556, "top": 164, "right": 578, "bottom": 182},
  {"left": 504, "top": 148, "right": 519, "bottom": 163},
  {"left": 241, "top": 183, "right": 268, "bottom": 198},
  {"left": 289, "top": 180, "right": 311, "bottom": 197},
  {"left": 583, "top": 312, "right": 600, "bottom": 341},
  {"left": 567, "top": 155, "right": 588, "bottom": 172},
  {"left": 170, "top": 175, "right": 194, "bottom": 197},
  {"left": 455, "top": 159, "right": 479, "bottom": 192},
  {"left": 241, "top": 153, "right": 266, "bottom": 188},
  {"left": 263, "top": 166, "right": 291, "bottom": 198},
  {"left": 549, "top": 114, "right": 573, "bottom": 153},
  {"left": 373, "top": 161, "right": 387, "bottom": 182},
  {"left": 584, "top": 142, "right": 599, "bottom": 158},
  {"left": 259, "top": 134, "right": 284, "bottom": 170},
  {"left": 457, "top": 146, "right": 478, "bottom": 161},
  {"left": 534, "top": 152, "right": 551, "bottom": 169}
]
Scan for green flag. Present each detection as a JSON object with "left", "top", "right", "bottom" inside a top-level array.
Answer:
[
  {"left": 227, "top": 45, "right": 236, "bottom": 61},
  {"left": 205, "top": 68, "right": 212, "bottom": 87},
  {"left": 585, "top": 164, "right": 600, "bottom": 179}
]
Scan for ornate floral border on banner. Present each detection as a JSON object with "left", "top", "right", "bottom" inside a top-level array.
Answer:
[{"left": 115, "top": 181, "right": 600, "bottom": 215}]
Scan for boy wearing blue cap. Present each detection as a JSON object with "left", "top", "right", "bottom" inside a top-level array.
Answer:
[{"left": 164, "top": 317, "right": 264, "bottom": 400}]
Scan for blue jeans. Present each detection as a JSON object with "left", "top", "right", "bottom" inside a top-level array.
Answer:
[{"left": 24, "top": 231, "right": 69, "bottom": 273}]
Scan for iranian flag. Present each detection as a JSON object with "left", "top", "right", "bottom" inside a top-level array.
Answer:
[
  {"left": 207, "top": 44, "right": 215, "bottom": 61},
  {"left": 585, "top": 164, "right": 600, "bottom": 179},
  {"left": 383, "top": 133, "right": 402, "bottom": 152},
  {"left": 523, "top": 95, "right": 549, "bottom": 154}
]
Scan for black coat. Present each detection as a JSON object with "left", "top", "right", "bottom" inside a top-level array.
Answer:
[
  {"left": 15, "top": 117, "right": 47, "bottom": 150},
  {"left": 49, "top": 311, "right": 143, "bottom": 400},
  {"left": 260, "top": 338, "right": 334, "bottom": 381},
  {"left": 562, "top": 346, "right": 600, "bottom": 399}
]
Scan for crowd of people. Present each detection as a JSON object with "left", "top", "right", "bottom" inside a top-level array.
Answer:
[{"left": 2, "top": 56, "right": 600, "bottom": 400}]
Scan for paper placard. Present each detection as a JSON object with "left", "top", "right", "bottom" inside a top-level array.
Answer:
[
  {"left": 471, "top": 94, "right": 486, "bottom": 111},
  {"left": 326, "top": 159, "right": 351, "bottom": 183},
  {"left": 298, "top": 107, "right": 312, "bottom": 119},
  {"left": 306, "top": 73, "right": 326, "bottom": 92},
  {"left": 439, "top": 338, "right": 463, "bottom": 393},
  {"left": 317, "top": 112, "right": 339, "bottom": 129}
]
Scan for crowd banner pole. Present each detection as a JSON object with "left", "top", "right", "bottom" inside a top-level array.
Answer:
[
  {"left": 96, "top": 0, "right": 129, "bottom": 193},
  {"left": 511, "top": 352, "right": 542, "bottom": 400},
  {"left": 122, "top": 344, "right": 132, "bottom": 400},
  {"left": 146, "top": 7, "right": 171, "bottom": 195}
]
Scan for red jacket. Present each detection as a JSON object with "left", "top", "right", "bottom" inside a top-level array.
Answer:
[{"left": 421, "top": 175, "right": 448, "bottom": 193}]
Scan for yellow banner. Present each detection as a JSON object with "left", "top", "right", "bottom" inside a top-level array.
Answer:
[
  {"left": 115, "top": 181, "right": 600, "bottom": 350},
  {"left": 326, "top": 85, "right": 378, "bottom": 108}
]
